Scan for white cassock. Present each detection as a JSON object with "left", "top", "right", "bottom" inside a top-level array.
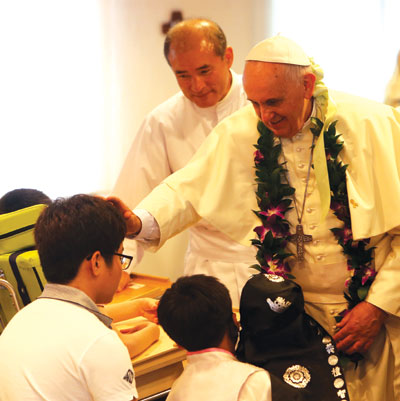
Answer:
[
  {"left": 113, "top": 70, "right": 255, "bottom": 306},
  {"left": 138, "top": 90, "right": 400, "bottom": 401}
]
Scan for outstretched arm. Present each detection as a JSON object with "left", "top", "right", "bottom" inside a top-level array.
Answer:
[
  {"left": 103, "top": 298, "right": 159, "bottom": 323},
  {"left": 114, "top": 320, "right": 160, "bottom": 358}
]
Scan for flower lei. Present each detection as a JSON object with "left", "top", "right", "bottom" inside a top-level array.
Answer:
[{"left": 251, "top": 118, "right": 376, "bottom": 363}]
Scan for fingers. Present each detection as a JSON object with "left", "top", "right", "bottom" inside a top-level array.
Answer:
[
  {"left": 335, "top": 335, "right": 372, "bottom": 354},
  {"left": 334, "top": 314, "right": 348, "bottom": 329},
  {"left": 104, "top": 196, "right": 141, "bottom": 236},
  {"left": 142, "top": 310, "right": 159, "bottom": 324},
  {"left": 106, "top": 196, "right": 131, "bottom": 214},
  {"left": 141, "top": 298, "right": 159, "bottom": 309},
  {"left": 123, "top": 210, "right": 133, "bottom": 220},
  {"left": 333, "top": 302, "right": 384, "bottom": 355}
]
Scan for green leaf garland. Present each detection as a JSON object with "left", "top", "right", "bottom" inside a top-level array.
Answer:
[{"left": 252, "top": 118, "right": 376, "bottom": 363}]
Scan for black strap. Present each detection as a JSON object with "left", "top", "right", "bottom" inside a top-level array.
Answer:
[
  {"left": 0, "top": 224, "right": 35, "bottom": 240},
  {"left": 32, "top": 266, "right": 44, "bottom": 291},
  {"left": 9, "top": 249, "right": 35, "bottom": 306}
]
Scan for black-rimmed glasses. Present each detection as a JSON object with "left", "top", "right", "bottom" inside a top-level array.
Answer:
[
  {"left": 86, "top": 252, "right": 133, "bottom": 270},
  {"left": 113, "top": 252, "right": 133, "bottom": 271}
]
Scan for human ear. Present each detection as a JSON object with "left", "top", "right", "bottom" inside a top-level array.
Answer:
[
  {"left": 88, "top": 251, "right": 102, "bottom": 277},
  {"left": 304, "top": 73, "right": 316, "bottom": 99},
  {"left": 224, "top": 46, "right": 234, "bottom": 68},
  {"left": 232, "top": 312, "right": 239, "bottom": 329}
]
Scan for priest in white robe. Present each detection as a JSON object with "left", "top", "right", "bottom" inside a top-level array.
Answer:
[{"left": 112, "top": 19, "right": 252, "bottom": 304}]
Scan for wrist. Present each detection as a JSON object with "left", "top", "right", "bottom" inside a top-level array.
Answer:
[
  {"left": 126, "top": 216, "right": 142, "bottom": 239},
  {"left": 365, "top": 301, "right": 387, "bottom": 322}
]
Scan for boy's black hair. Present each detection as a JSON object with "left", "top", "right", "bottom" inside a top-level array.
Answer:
[
  {"left": 34, "top": 194, "right": 126, "bottom": 284},
  {"left": 0, "top": 188, "right": 51, "bottom": 214},
  {"left": 158, "top": 274, "right": 233, "bottom": 351}
]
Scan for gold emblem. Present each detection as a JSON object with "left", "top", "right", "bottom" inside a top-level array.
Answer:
[
  {"left": 328, "top": 355, "right": 339, "bottom": 366},
  {"left": 283, "top": 365, "right": 311, "bottom": 388},
  {"left": 334, "top": 378, "right": 345, "bottom": 389},
  {"left": 350, "top": 199, "right": 358, "bottom": 208}
]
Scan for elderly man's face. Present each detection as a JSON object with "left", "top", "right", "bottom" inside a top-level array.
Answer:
[
  {"left": 243, "top": 61, "right": 315, "bottom": 138},
  {"left": 168, "top": 40, "right": 233, "bottom": 108}
]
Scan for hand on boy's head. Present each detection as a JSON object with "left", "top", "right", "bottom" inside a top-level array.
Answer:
[{"left": 105, "top": 195, "right": 142, "bottom": 236}]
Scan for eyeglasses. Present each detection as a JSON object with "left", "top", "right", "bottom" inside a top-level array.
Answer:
[
  {"left": 86, "top": 252, "right": 133, "bottom": 271},
  {"left": 113, "top": 252, "right": 133, "bottom": 271}
]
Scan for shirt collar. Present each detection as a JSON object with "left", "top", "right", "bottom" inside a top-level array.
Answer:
[
  {"left": 302, "top": 97, "right": 316, "bottom": 131},
  {"left": 187, "top": 347, "right": 235, "bottom": 357},
  {"left": 38, "top": 283, "right": 113, "bottom": 328},
  {"left": 190, "top": 69, "right": 238, "bottom": 115},
  {"left": 217, "top": 69, "right": 237, "bottom": 105}
]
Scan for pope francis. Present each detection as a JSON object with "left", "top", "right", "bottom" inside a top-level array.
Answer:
[{"left": 108, "top": 35, "right": 400, "bottom": 401}]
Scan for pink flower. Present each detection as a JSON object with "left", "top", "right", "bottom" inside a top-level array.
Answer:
[
  {"left": 361, "top": 266, "right": 376, "bottom": 285},
  {"left": 254, "top": 221, "right": 288, "bottom": 240},
  {"left": 265, "top": 222, "right": 284, "bottom": 238},
  {"left": 263, "top": 256, "right": 290, "bottom": 277},
  {"left": 254, "top": 150, "right": 264, "bottom": 163},
  {"left": 254, "top": 225, "right": 267, "bottom": 241},
  {"left": 335, "top": 227, "right": 353, "bottom": 244},
  {"left": 259, "top": 204, "right": 285, "bottom": 220},
  {"left": 330, "top": 201, "right": 349, "bottom": 220},
  {"left": 345, "top": 278, "right": 351, "bottom": 288},
  {"left": 265, "top": 255, "right": 280, "bottom": 270}
]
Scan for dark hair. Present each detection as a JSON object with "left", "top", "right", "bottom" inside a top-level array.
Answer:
[
  {"left": 158, "top": 274, "right": 233, "bottom": 351},
  {"left": 0, "top": 188, "right": 51, "bottom": 214},
  {"left": 164, "top": 18, "right": 227, "bottom": 65},
  {"left": 34, "top": 194, "right": 126, "bottom": 284}
]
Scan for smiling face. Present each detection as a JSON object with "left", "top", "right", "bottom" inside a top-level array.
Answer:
[
  {"left": 168, "top": 37, "right": 233, "bottom": 108},
  {"left": 243, "top": 61, "right": 315, "bottom": 138}
]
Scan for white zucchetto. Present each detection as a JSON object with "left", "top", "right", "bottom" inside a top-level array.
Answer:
[{"left": 246, "top": 35, "right": 311, "bottom": 67}]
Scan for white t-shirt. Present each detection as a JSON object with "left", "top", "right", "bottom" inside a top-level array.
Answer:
[
  {"left": 0, "top": 289, "right": 137, "bottom": 401},
  {"left": 167, "top": 348, "right": 271, "bottom": 401}
]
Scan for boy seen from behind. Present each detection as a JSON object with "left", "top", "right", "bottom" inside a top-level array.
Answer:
[{"left": 157, "top": 274, "right": 272, "bottom": 401}]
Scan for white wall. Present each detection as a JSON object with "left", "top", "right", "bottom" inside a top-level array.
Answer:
[{"left": 106, "top": 0, "right": 264, "bottom": 184}]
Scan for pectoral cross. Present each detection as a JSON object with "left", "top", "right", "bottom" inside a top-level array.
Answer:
[
  {"left": 291, "top": 224, "right": 312, "bottom": 261},
  {"left": 161, "top": 11, "right": 183, "bottom": 34}
]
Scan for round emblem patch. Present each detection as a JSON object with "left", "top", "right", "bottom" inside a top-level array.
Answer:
[
  {"left": 264, "top": 274, "right": 285, "bottom": 282},
  {"left": 283, "top": 365, "right": 311, "bottom": 388},
  {"left": 328, "top": 355, "right": 339, "bottom": 366},
  {"left": 322, "top": 336, "right": 331, "bottom": 344},
  {"left": 334, "top": 378, "right": 345, "bottom": 389}
]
